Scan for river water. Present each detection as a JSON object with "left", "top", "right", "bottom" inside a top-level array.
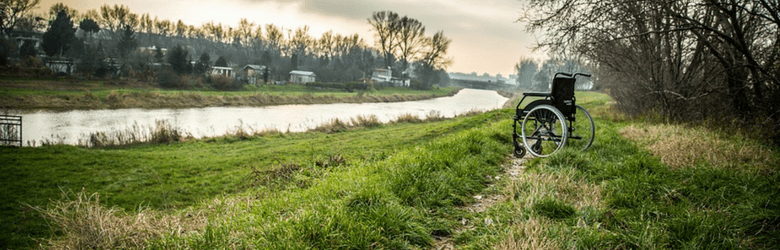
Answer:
[{"left": 19, "top": 88, "right": 508, "bottom": 145}]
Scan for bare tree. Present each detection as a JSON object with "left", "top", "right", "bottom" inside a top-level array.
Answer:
[
  {"left": 523, "top": 0, "right": 780, "bottom": 132},
  {"left": 368, "top": 11, "right": 400, "bottom": 68},
  {"left": 47, "top": 2, "right": 77, "bottom": 20},
  {"left": 98, "top": 4, "right": 137, "bottom": 33},
  {"left": 318, "top": 30, "right": 335, "bottom": 59},
  {"left": 155, "top": 19, "right": 172, "bottom": 37},
  {"left": 395, "top": 16, "right": 426, "bottom": 76},
  {"left": 174, "top": 19, "right": 186, "bottom": 37},
  {"left": 264, "top": 23, "right": 284, "bottom": 53},
  {"left": 236, "top": 18, "right": 254, "bottom": 47},
  {"left": 1, "top": 0, "right": 40, "bottom": 34},
  {"left": 421, "top": 31, "right": 452, "bottom": 70}
]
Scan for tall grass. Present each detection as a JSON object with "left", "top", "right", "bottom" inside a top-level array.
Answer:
[
  {"left": 79, "top": 120, "right": 190, "bottom": 148},
  {"left": 29, "top": 190, "right": 201, "bottom": 249},
  {"left": 620, "top": 123, "right": 774, "bottom": 170}
]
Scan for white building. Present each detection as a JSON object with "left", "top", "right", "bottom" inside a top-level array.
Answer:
[
  {"left": 289, "top": 70, "right": 316, "bottom": 84},
  {"left": 371, "top": 67, "right": 410, "bottom": 87},
  {"left": 211, "top": 66, "right": 234, "bottom": 78}
]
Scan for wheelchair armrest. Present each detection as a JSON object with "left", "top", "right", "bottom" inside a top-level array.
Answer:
[{"left": 522, "top": 92, "right": 551, "bottom": 97}]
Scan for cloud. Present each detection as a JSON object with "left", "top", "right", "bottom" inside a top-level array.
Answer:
[{"left": 242, "top": 0, "right": 535, "bottom": 74}]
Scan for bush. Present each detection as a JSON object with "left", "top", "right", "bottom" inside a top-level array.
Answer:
[
  {"left": 207, "top": 75, "right": 238, "bottom": 90},
  {"left": 157, "top": 69, "right": 185, "bottom": 88}
]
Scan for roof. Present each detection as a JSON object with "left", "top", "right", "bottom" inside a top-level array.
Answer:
[
  {"left": 244, "top": 64, "right": 266, "bottom": 70},
  {"left": 289, "top": 70, "right": 316, "bottom": 76},
  {"left": 211, "top": 66, "right": 233, "bottom": 70}
]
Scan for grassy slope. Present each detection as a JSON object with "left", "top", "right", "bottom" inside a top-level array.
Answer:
[
  {"left": 0, "top": 109, "right": 496, "bottom": 248},
  {"left": 458, "top": 93, "right": 780, "bottom": 249},
  {"left": 1, "top": 91, "right": 778, "bottom": 249}
]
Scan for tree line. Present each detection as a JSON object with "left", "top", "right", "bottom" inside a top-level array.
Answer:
[
  {"left": 0, "top": 1, "right": 452, "bottom": 89},
  {"left": 523, "top": 0, "right": 780, "bottom": 143}
]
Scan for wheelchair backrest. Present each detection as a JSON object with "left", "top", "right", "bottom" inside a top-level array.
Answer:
[{"left": 551, "top": 76, "right": 576, "bottom": 119}]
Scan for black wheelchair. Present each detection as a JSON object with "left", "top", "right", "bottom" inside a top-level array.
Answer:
[{"left": 512, "top": 72, "right": 595, "bottom": 158}]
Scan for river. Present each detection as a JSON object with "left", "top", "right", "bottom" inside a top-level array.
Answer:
[{"left": 19, "top": 88, "right": 508, "bottom": 146}]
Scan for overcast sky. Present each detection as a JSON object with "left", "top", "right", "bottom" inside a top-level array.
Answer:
[{"left": 43, "top": 0, "right": 545, "bottom": 76}]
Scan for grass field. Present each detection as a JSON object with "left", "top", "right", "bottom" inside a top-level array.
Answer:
[
  {"left": 1, "top": 91, "right": 777, "bottom": 249},
  {"left": 0, "top": 76, "right": 460, "bottom": 110}
]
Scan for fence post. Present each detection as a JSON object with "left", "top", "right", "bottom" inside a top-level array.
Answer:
[{"left": 0, "top": 115, "right": 22, "bottom": 147}]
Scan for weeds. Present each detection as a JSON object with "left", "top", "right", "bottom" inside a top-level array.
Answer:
[
  {"left": 82, "top": 120, "right": 189, "bottom": 148},
  {"left": 350, "top": 114, "right": 382, "bottom": 128},
  {"left": 245, "top": 162, "right": 302, "bottom": 189},
  {"left": 29, "top": 190, "right": 200, "bottom": 249},
  {"left": 394, "top": 113, "right": 424, "bottom": 123},
  {"left": 313, "top": 118, "right": 350, "bottom": 133}
]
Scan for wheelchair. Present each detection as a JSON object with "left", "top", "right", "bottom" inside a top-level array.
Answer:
[{"left": 512, "top": 72, "right": 595, "bottom": 158}]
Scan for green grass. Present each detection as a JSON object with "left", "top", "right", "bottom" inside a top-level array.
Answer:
[
  {"left": 2, "top": 90, "right": 777, "bottom": 249},
  {"left": 455, "top": 92, "right": 780, "bottom": 249},
  {"left": 0, "top": 108, "right": 503, "bottom": 248}
]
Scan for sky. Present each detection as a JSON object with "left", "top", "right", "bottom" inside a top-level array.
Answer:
[{"left": 40, "top": 0, "right": 546, "bottom": 76}]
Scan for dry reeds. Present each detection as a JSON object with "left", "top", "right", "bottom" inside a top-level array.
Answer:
[
  {"left": 30, "top": 190, "right": 203, "bottom": 249},
  {"left": 393, "top": 113, "right": 424, "bottom": 123},
  {"left": 313, "top": 118, "right": 350, "bottom": 133},
  {"left": 314, "top": 115, "right": 384, "bottom": 133},
  {"left": 84, "top": 120, "right": 189, "bottom": 148},
  {"left": 620, "top": 124, "right": 774, "bottom": 170},
  {"left": 350, "top": 115, "right": 382, "bottom": 128},
  {"left": 509, "top": 170, "right": 603, "bottom": 210},
  {"left": 497, "top": 217, "right": 560, "bottom": 250}
]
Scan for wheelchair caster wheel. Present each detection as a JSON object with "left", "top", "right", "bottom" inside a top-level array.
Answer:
[
  {"left": 531, "top": 142, "right": 542, "bottom": 154},
  {"left": 514, "top": 145, "right": 526, "bottom": 158}
]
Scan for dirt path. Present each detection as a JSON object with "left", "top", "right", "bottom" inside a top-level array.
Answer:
[{"left": 432, "top": 156, "right": 528, "bottom": 250}]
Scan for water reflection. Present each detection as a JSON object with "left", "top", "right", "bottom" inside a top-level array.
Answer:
[{"left": 22, "top": 88, "right": 508, "bottom": 145}]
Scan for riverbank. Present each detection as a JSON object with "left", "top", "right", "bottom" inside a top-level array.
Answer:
[
  {"left": 0, "top": 77, "right": 461, "bottom": 111},
  {"left": 2, "top": 91, "right": 776, "bottom": 249}
]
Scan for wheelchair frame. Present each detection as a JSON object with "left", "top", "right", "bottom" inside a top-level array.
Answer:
[{"left": 512, "top": 72, "right": 595, "bottom": 158}]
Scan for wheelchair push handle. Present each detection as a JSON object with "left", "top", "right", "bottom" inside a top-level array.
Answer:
[{"left": 554, "top": 72, "right": 592, "bottom": 78}]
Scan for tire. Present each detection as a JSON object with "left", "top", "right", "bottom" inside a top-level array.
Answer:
[
  {"left": 512, "top": 134, "right": 526, "bottom": 158},
  {"left": 521, "top": 105, "right": 568, "bottom": 157},
  {"left": 567, "top": 105, "right": 595, "bottom": 151}
]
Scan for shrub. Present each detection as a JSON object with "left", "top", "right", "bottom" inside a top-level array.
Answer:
[
  {"left": 350, "top": 115, "right": 382, "bottom": 128},
  {"left": 150, "top": 120, "right": 182, "bottom": 144},
  {"left": 393, "top": 113, "right": 423, "bottom": 123},
  {"left": 313, "top": 118, "right": 349, "bottom": 133},
  {"left": 157, "top": 69, "right": 185, "bottom": 88},
  {"left": 208, "top": 75, "right": 237, "bottom": 90}
]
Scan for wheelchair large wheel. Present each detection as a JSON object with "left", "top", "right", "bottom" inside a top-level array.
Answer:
[
  {"left": 521, "top": 105, "right": 568, "bottom": 157},
  {"left": 567, "top": 105, "right": 595, "bottom": 151}
]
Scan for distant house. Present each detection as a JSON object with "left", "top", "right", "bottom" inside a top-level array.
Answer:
[
  {"left": 371, "top": 67, "right": 409, "bottom": 87},
  {"left": 243, "top": 64, "right": 267, "bottom": 84},
  {"left": 289, "top": 70, "right": 316, "bottom": 84},
  {"left": 211, "top": 66, "right": 234, "bottom": 78},
  {"left": 137, "top": 46, "right": 167, "bottom": 56}
]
